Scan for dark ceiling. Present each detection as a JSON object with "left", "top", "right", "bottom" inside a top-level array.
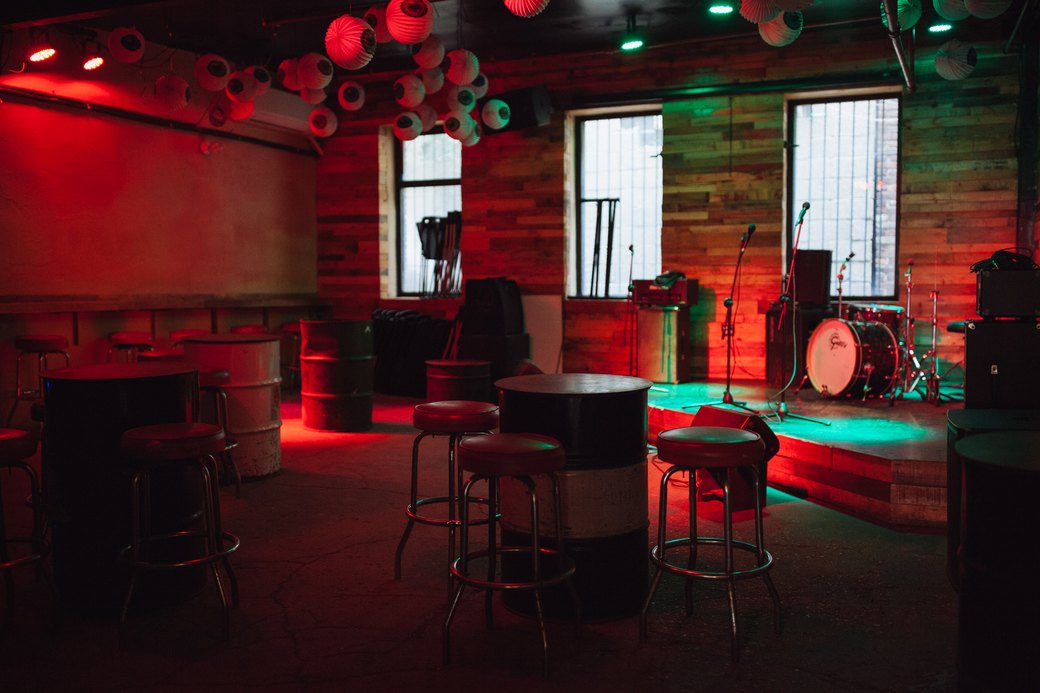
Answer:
[{"left": 2, "top": 0, "right": 1035, "bottom": 72}]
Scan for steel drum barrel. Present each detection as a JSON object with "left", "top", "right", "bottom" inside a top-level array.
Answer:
[{"left": 301, "top": 320, "right": 374, "bottom": 431}]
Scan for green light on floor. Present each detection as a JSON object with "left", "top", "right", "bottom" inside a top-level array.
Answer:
[
  {"left": 709, "top": 3, "right": 735, "bottom": 15},
  {"left": 928, "top": 23, "right": 953, "bottom": 33}
]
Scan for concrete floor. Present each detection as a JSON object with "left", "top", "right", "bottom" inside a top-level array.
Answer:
[{"left": 1, "top": 393, "right": 959, "bottom": 691}]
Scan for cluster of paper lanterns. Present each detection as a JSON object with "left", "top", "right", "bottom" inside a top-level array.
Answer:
[
  {"left": 504, "top": 0, "right": 551, "bottom": 18},
  {"left": 928, "top": 1, "right": 1012, "bottom": 81},
  {"left": 738, "top": 1, "right": 814, "bottom": 48},
  {"left": 189, "top": 53, "right": 272, "bottom": 122}
]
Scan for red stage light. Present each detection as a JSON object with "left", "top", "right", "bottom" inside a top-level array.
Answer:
[
  {"left": 28, "top": 46, "right": 57, "bottom": 63},
  {"left": 82, "top": 55, "right": 104, "bottom": 71}
]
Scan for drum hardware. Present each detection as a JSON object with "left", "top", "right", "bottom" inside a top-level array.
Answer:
[{"left": 836, "top": 251, "right": 855, "bottom": 321}]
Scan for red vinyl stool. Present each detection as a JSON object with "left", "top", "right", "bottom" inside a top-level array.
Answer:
[
  {"left": 280, "top": 321, "right": 301, "bottom": 390},
  {"left": 198, "top": 369, "right": 241, "bottom": 498},
  {"left": 108, "top": 331, "right": 155, "bottom": 363},
  {"left": 6, "top": 334, "right": 69, "bottom": 426},
  {"left": 0, "top": 428, "right": 48, "bottom": 619},
  {"left": 443, "top": 433, "right": 581, "bottom": 678},
  {"left": 137, "top": 348, "right": 185, "bottom": 362},
  {"left": 118, "top": 423, "right": 240, "bottom": 640},
  {"left": 229, "top": 324, "right": 270, "bottom": 335},
  {"left": 170, "top": 329, "right": 209, "bottom": 346},
  {"left": 394, "top": 400, "right": 499, "bottom": 586},
  {"left": 640, "top": 426, "right": 781, "bottom": 662}
]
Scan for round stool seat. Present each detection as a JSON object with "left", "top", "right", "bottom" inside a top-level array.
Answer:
[
  {"left": 15, "top": 334, "right": 69, "bottom": 352},
  {"left": 199, "top": 369, "right": 231, "bottom": 389},
  {"left": 230, "top": 324, "right": 269, "bottom": 335},
  {"left": 458, "top": 433, "right": 565, "bottom": 478},
  {"left": 110, "top": 331, "right": 154, "bottom": 346},
  {"left": 170, "top": 329, "right": 208, "bottom": 343},
  {"left": 413, "top": 400, "right": 499, "bottom": 434},
  {"left": 120, "top": 423, "right": 226, "bottom": 463},
  {"left": 0, "top": 428, "right": 36, "bottom": 460},
  {"left": 656, "top": 426, "right": 765, "bottom": 468},
  {"left": 137, "top": 348, "right": 185, "bottom": 362},
  {"left": 280, "top": 321, "right": 301, "bottom": 334}
]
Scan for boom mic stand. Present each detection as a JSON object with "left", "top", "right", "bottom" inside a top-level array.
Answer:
[{"left": 684, "top": 223, "right": 758, "bottom": 414}]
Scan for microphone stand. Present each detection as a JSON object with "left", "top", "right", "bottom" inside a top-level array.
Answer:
[{"left": 684, "top": 224, "right": 758, "bottom": 414}]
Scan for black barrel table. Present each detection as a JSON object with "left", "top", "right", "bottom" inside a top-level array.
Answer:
[{"left": 495, "top": 373, "right": 652, "bottom": 620}]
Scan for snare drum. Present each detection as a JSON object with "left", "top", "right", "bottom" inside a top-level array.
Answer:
[
  {"left": 845, "top": 303, "right": 905, "bottom": 335},
  {"left": 806, "top": 319, "right": 899, "bottom": 398}
]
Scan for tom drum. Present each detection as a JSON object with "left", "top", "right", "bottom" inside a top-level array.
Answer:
[{"left": 806, "top": 318, "right": 899, "bottom": 398}]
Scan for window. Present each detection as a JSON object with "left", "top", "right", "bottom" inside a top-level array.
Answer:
[
  {"left": 574, "top": 111, "right": 663, "bottom": 298},
  {"left": 397, "top": 132, "right": 462, "bottom": 296},
  {"left": 788, "top": 96, "right": 900, "bottom": 298}
]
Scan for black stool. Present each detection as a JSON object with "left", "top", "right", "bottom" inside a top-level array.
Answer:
[
  {"left": 443, "top": 433, "right": 581, "bottom": 678},
  {"left": 640, "top": 426, "right": 781, "bottom": 662},
  {"left": 0, "top": 428, "right": 47, "bottom": 620},
  {"left": 280, "top": 322, "right": 301, "bottom": 390},
  {"left": 118, "top": 422, "right": 240, "bottom": 640},
  {"left": 6, "top": 335, "right": 69, "bottom": 425},
  {"left": 199, "top": 369, "right": 241, "bottom": 498}
]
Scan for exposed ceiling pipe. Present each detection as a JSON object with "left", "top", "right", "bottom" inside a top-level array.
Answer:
[{"left": 881, "top": 0, "right": 915, "bottom": 93}]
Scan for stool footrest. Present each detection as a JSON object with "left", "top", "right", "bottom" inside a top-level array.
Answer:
[
  {"left": 650, "top": 536, "right": 774, "bottom": 580},
  {"left": 451, "top": 546, "right": 576, "bottom": 591},
  {"left": 119, "top": 530, "right": 240, "bottom": 570},
  {"left": 407, "top": 496, "right": 491, "bottom": 528}
]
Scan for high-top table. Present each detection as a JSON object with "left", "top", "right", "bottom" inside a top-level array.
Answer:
[{"left": 42, "top": 363, "right": 197, "bottom": 614}]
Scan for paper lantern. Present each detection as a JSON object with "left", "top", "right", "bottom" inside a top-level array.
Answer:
[
  {"left": 364, "top": 6, "right": 393, "bottom": 43},
  {"left": 880, "top": 0, "right": 923, "bottom": 31},
  {"left": 337, "top": 81, "right": 366, "bottom": 111},
  {"left": 393, "top": 111, "right": 423, "bottom": 141},
  {"left": 310, "top": 107, "right": 338, "bottom": 137},
  {"left": 444, "top": 49, "right": 479, "bottom": 85},
  {"left": 325, "top": 15, "right": 377, "bottom": 70},
  {"left": 759, "top": 11, "right": 803, "bottom": 46},
  {"left": 443, "top": 110, "right": 476, "bottom": 140},
  {"left": 504, "top": 0, "right": 551, "bottom": 18},
  {"left": 108, "top": 27, "right": 145, "bottom": 63},
  {"left": 933, "top": 0, "right": 970, "bottom": 20},
  {"left": 935, "top": 39, "right": 977, "bottom": 80},
  {"left": 226, "top": 71, "right": 258, "bottom": 103},
  {"left": 386, "top": 0, "right": 435, "bottom": 44},
  {"left": 417, "top": 67, "right": 445, "bottom": 95},
  {"left": 299, "top": 87, "right": 327, "bottom": 105},
  {"left": 470, "top": 73, "right": 489, "bottom": 99},
  {"left": 775, "top": 0, "right": 813, "bottom": 9},
  {"left": 461, "top": 121, "right": 483, "bottom": 147},
  {"left": 415, "top": 102, "right": 437, "bottom": 132},
  {"left": 194, "top": 54, "right": 231, "bottom": 92},
  {"left": 965, "top": 0, "right": 1011, "bottom": 19},
  {"left": 444, "top": 84, "right": 477, "bottom": 112},
  {"left": 740, "top": 0, "right": 780, "bottom": 24},
  {"left": 245, "top": 66, "right": 271, "bottom": 97},
  {"left": 229, "top": 99, "right": 254, "bottom": 121},
  {"left": 154, "top": 73, "right": 191, "bottom": 111},
  {"left": 413, "top": 36, "right": 444, "bottom": 69},
  {"left": 207, "top": 98, "right": 231, "bottom": 129},
  {"left": 394, "top": 74, "right": 426, "bottom": 108},
  {"left": 277, "top": 58, "right": 301, "bottom": 90},
  {"left": 297, "top": 52, "right": 334, "bottom": 90},
  {"left": 481, "top": 99, "right": 511, "bottom": 130}
]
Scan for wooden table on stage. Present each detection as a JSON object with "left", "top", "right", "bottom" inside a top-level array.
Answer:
[
  {"left": 42, "top": 363, "right": 197, "bottom": 614},
  {"left": 495, "top": 373, "right": 653, "bottom": 620}
]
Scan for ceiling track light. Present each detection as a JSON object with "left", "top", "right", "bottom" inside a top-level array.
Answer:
[
  {"left": 619, "top": 12, "right": 645, "bottom": 52},
  {"left": 27, "top": 28, "right": 57, "bottom": 63}
]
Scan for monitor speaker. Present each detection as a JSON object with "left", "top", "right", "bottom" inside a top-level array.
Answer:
[
  {"left": 481, "top": 86, "right": 552, "bottom": 134},
  {"left": 689, "top": 405, "right": 779, "bottom": 511},
  {"left": 792, "top": 250, "right": 832, "bottom": 308}
]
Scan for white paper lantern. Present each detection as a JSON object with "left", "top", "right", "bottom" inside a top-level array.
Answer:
[
  {"left": 461, "top": 121, "right": 483, "bottom": 147},
  {"left": 394, "top": 73, "right": 426, "bottom": 108},
  {"left": 965, "top": 0, "right": 1011, "bottom": 19},
  {"left": 443, "top": 109, "right": 476, "bottom": 140},
  {"left": 207, "top": 97, "right": 232, "bottom": 129},
  {"left": 325, "top": 15, "right": 377, "bottom": 70},
  {"left": 759, "top": 11, "right": 803, "bottom": 47},
  {"left": 108, "top": 27, "right": 145, "bottom": 63},
  {"left": 154, "top": 73, "right": 191, "bottom": 111},
  {"left": 393, "top": 111, "right": 423, "bottom": 141},
  {"left": 229, "top": 99, "right": 254, "bottom": 121},
  {"left": 309, "top": 106, "right": 338, "bottom": 137},
  {"left": 933, "top": 0, "right": 970, "bottom": 20},
  {"left": 481, "top": 99, "right": 511, "bottom": 130},
  {"left": 297, "top": 52, "right": 334, "bottom": 90},
  {"left": 444, "top": 84, "right": 477, "bottom": 112},
  {"left": 881, "top": 0, "right": 923, "bottom": 31},
  {"left": 417, "top": 67, "right": 445, "bottom": 95},
  {"left": 364, "top": 6, "right": 393, "bottom": 43},
  {"left": 386, "top": 0, "right": 435, "bottom": 44},
  {"left": 194, "top": 54, "right": 231, "bottom": 92},
  {"left": 470, "top": 73, "right": 489, "bottom": 99},
  {"left": 299, "top": 87, "right": 328, "bottom": 105},
  {"left": 413, "top": 36, "right": 445, "bottom": 69},
  {"left": 277, "top": 58, "right": 301, "bottom": 90},
  {"left": 504, "top": 0, "right": 551, "bottom": 18},
  {"left": 775, "top": 0, "right": 813, "bottom": 9},
  {"left": 337, "top": 81, "right": 366, "bottom": 111},
  {"left": 415, "top": 102, "right": 437, "bottom": 132},
  {"left": 226, "top": 71, "right": 258, "bottom": 103},
  {"left": 935, "top": 39, "right": 977, "bottom": 80},
  {"left": 740, "top": 0, "right": 780, "bottom": 24},
  {"left": 444, "top": 49, "right": 479, "bottom": 85},
  {"left": 245, "top": 66, "right": 271, "bottom": 97}
]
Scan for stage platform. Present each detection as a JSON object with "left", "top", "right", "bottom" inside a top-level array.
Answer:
[{"left": 647, "top": 380, "right": 960, "bottom": 530}]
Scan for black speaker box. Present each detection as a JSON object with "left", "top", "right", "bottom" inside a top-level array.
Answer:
[
  {"left": 976, "top": 270, "right": 1040, "bottom": 317},
  {"left": 765, "top": 304, "right": 835, "bottom": 388},
  {"left": 689, "top": 405, "right": 780, "bottom": 511},
  {"left": 481, "top": 86, "right": 552, "bottom": 134},
  {"left": 792, "top": 250, "right": 832, "bottom": 308},
  {"left": 461, "top": 278, "right": 524, "bottom": 336},
  {"left": 964, "top": 319, "right": 1040, "bottom": 408}
]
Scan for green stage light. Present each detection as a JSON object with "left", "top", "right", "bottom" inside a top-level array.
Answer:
[
  {"left": 928, "top": 23, "right": 954, "bottom": 33},
  {"left": 709, "top": 3, "right": 735, "bottom": 15},
  {"left": 619, "top": 13, "right": 644, "bottom": 52}
]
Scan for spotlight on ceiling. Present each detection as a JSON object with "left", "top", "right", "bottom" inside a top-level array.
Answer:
[
  {"left": 27, "top": 30, "right": 57, "bottom": 63},
  {"left": 619, "top": 13, "right": 644, "bottom": 52},
  {"left": 81, "top": 40, "right": 105, "bottom": 71},
  {"left": 708, "top": 2, "right": 736, "bottom": 15},
  {"left": 928, "top": 22, "right": 954, "bottom": 33}
]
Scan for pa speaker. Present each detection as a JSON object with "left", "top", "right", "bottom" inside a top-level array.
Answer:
[
  {"left": 690, "top": 405, "right": 779, "bottom": 510},
  {"left": 793, "top": 250, "right": 832, "bottom": 308},
  {"left": 964, "top": 319, "right": 1040, "bottom": 408},
  {"left": 481, "top": 86, "right": 552, "bottom": 134},
  {"left": 461, "top": 277, "right": 524, "bottom": 336}
]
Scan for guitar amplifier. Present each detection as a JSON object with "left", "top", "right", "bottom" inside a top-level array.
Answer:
[
  {"left": 631, "top": 279, "right": 698, "bottom": 306},
  {"left": 976, "top": 270, "right": 1040, "bottom": 317}
]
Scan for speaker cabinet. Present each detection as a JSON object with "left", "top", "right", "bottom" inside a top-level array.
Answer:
[
  {"left": 964, "top": 319, "right": 1040, "bottom": 408},
  {"left": 690, "top": 405, "right": 780, "bottom": 511},
  {"left": 481, "top": 86, "right": 552, "bottom": 134},
  {"left": 636, "top": 306, "right": 690, "bottom": 384},
  {"left": 792, "top": 250, "right": 832, "bottom": 308},
  {"left": 765, "top": 304, "right": 835, "bottom": 388},
  {"left": 461, "top": 278, "right": 524, "bottom": 336}
]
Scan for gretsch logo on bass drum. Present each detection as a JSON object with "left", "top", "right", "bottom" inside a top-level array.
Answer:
[{"left": 828, "top": 330, "right": 848, "bottom": 351}]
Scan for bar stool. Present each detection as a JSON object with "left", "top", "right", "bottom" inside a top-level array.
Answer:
[
  {"left": 6, "top": 335, "right": 69, "bottom": 425},
  {"left": 229, "top": 324, "right": 269, "bottom": 335},
  {"left": 640, "top": 426, "right": 781, "bottom": 662},
  {"left": 170, "top": 329, "right": 209, "bottom": 346},
  {"left": 443, "top": 433, "right": 581, "bottom": 678},
  {"left": 199, "top": 369, "right": 241, "bottom": 498},
  {"left": 0, "top": 428, "right": 47, "bottom": 619},
  {"left": 136, "top": 348, "right": 184, "bottom": 362},
  {"left": 280, "top": 321, "right": 301, "bottom": 390},
  {"left": 118, "top": 422, "right": 240, "bottom": 640},
  {"left": 394, "top": 400, "right": 499, "bottom": 585},
  {"left": 108, "top": 331, "right": 154, "bottom": 362}
]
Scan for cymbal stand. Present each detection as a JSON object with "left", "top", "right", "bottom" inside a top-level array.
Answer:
[{"left": 905, "top": 289, "right": 945, "bottom": 404}]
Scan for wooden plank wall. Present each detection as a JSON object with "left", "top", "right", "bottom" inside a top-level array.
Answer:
[{"left": 316, "top": 26, "right": 1023, "bottom": 378}]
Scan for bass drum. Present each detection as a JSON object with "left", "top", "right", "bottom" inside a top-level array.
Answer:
[{"left": 806, "top": 318, "right": 899, "bottom": 398}]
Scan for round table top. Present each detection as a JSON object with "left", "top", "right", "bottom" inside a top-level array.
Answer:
[
  {"left": 426, "top": 359, "right": 491, "bottom": 367},
  {"left": 947, "top": 408, "right": 1040, "bottom": 432},
  {"left": 43, "top": 363, "right": 196, "bottom": 381},
  {"left": 955, "top": 431, "right": 1040, "bottom": 474},
  {"left": 182, "top": 332, "right": 280, "bottom": 344},
  {"left": 496, "top": 373, "right": 653, "bottom": 396}
]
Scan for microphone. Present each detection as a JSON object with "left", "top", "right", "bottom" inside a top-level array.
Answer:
[
  {"left": 796, "top": 201, "right": 810, "bottom": 225},
  {"left": 741, "top": 223, "right": 756, "bottom": 244}
]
